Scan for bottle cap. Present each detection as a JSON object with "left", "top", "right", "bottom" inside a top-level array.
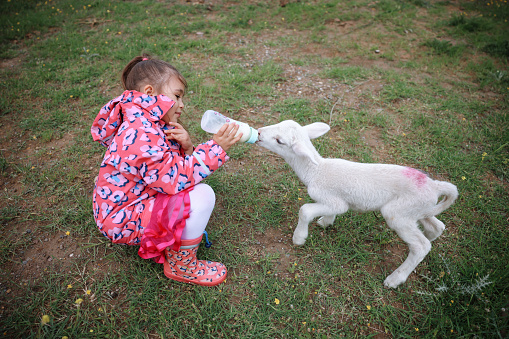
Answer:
[{"left": 245, "top": 127, "right": 258, "bottom": 144}]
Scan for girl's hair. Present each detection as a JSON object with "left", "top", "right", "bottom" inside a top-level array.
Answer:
[{"left": 121, "top": 53, "right": 188, "bottom": 93}]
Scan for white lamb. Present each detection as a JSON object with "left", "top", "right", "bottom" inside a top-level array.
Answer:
[{"left": 256, "top": 120, "right": 458, "bottom": 288}]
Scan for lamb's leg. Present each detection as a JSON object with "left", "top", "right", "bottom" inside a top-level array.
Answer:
[
  {"left": 383, "top": 217, "right": 431, "bottom": 288},
  {"left": 294, "top": 202, "right": 346, "bottom": 245},
  {"left": 317, "top": 215, "right": 336, "bottom": 228},
  {"left": 419, "top": 217, "right": 445, "bottom": 241}
]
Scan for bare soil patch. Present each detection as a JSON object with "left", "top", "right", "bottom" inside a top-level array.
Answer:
[
  {"left": 4, "top": 232, "right": 84, "bottom": 285},
  {"left": 246, "top": 226, "right": 297, "bottom": 276}
]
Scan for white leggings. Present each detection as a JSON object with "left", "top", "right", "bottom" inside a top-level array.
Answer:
[{"left": 177, "top": 183, "right": 216, "bottom": 240}]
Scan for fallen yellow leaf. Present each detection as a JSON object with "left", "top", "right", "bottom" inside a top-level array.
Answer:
[{"left": 41, "top": 315, "right": 50, "bottom": 325}]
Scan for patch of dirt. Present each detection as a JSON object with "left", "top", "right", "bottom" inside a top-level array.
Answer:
[
  {"left": 3, "top": 231, "right": 83, "bottom": 284},
  {"left": 1, "top": 229, "right": 75, "bottom": 299},
  {"left": 0, "top": 55, "right": 23, "bottom": 70},
  {"left": 245, "top": 227, "right": 298, "bottom": 279},
  {"left": 341, "top": 79, "right": 385, "bottom": 107},
  {"left": 0, "top": 227, "right": 125, "bottom": 302},
  {"left": 484, "top": 169, "right": 509, "bottom": 193},
  {"left": 24, "top": 131, "right": 75, "bottom": 159},
  {"left": 361, "top": 126, "right": 384, "bottom": 149},
  {"left": 360, "top": 125, "right": 393, "bottom": 163},
  {"left": 380, "top": 239, "right": 408, "bottom": 274}
]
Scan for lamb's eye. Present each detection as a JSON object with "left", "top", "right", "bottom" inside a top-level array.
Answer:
[{"left": 276, "top": 138, "right": 284, "bottom": 145}]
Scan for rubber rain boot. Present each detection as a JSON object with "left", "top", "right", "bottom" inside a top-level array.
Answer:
[{"left": 163, "top": 235, "right": 227, "bottom": 286}]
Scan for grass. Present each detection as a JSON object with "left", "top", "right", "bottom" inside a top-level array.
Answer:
[{"left": 1, "top": 0, "right": 508, "bottom": 338}]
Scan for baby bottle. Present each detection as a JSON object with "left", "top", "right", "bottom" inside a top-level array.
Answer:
[{"left": 201, "top": 110, "right": 258, "bottom": 144}]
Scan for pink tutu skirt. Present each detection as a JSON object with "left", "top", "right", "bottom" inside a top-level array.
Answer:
[{"left": 138, "top": 188, "right": 192, "bottom": 264}]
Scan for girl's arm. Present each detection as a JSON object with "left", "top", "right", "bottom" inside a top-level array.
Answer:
[
  {"left": 120, "top": 119, "right": 239, "bottom": 195},
  {"left": 165, "top": 122, "right": 241, "bottom": 154}
]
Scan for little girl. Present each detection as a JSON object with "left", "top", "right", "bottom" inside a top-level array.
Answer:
[{"left": 91, "top": 54, "right": 242, "bottom": 286}]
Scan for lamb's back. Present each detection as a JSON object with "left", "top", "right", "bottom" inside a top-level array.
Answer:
[{"left": 307, "top": 159, "right": 411, "bottom": 210}]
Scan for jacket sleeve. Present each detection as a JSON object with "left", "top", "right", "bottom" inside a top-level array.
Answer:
[{"left": 116, "top": 117, "right": 228, "bottom": 195}]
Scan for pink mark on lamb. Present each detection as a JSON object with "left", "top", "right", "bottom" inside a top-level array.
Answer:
[{"left": 403, "top": 167, "right": 428, "bottom": 188}]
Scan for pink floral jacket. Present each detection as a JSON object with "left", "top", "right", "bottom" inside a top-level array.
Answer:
[{"left": 91, "top": 90, "right": 228, "bottom": 245}]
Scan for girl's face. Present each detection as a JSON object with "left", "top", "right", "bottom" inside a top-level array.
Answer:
[
  {"left": 143, "top": 77, "right": 185, "bottom": 125},
  {"left": 160, "top": 77, "right": 186, "bottom": 124}
]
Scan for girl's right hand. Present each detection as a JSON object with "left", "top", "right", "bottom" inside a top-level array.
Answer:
[{"left": 213, "top": 123, "right": 242, "bottom": 151}]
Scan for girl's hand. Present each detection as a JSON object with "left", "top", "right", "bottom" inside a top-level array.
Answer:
[
  {"left": 164, "top": 122, "right": 194, "bottom": 155},
  {"left": 213, "top": 123, "right": 242, "bottom": 151}
]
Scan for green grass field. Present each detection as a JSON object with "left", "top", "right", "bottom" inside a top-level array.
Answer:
[{"left": 0, "top": 0, "right": 508, "bottom": 338}]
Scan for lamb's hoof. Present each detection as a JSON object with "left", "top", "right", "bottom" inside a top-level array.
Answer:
[
  {"left": 292, "top": 235, "right": 306, "bottom": 246},
  {"left": 383, "top": 273, "right": 406, "bottom": 289},
  {"left": 316, "top": 216, "right": 333, "bottom": 228}
]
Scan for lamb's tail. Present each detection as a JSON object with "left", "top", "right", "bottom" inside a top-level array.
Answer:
[{"left": 431, "top": 181, "right": 458, "bottom": 216}]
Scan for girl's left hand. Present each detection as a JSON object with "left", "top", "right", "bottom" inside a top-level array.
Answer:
[{"left": 164, "top": 122, "right": 194, "bottom": 155}]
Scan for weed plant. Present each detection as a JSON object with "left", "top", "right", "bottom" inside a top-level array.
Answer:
[{"left": 0, "top": 0, "right": 508, "bottom": 338}]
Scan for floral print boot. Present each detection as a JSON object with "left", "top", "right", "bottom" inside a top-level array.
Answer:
[{"left": 163, "top": 235, "right": 227, "bottom": 286}]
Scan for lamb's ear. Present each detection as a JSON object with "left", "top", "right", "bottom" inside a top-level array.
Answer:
[
  {"left": 292, "top": 141, "right": 318, "bottom": 165},
  {"left": 303, "top": 122, "right": 330, "bottom": 139}
]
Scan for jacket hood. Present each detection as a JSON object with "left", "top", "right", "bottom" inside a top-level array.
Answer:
[{"left": 91, "top": 90, "right": 175, "bottom": 147}]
